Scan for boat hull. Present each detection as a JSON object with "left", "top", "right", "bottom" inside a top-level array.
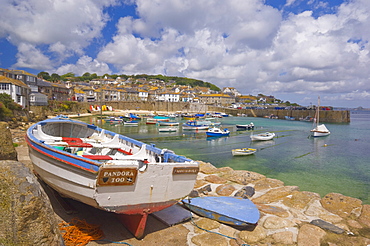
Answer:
[
  {"left": 311, "top": 130, "right": 330, "bottom": 137},
  {"left": 26, "top": 116, "right": 199, "bottom": 238},
  {"left": 182, "top": 196, "right": 259, "bottom": 228},
  {"left": 206, "top": 132, "right": 230, "bottom": 137},
  {"left": 232, "top": 148, "right": 256, "bottom": 156},
  {"left": 250, "top": 132, "right": 275, "bottom": 141},
  {"left": 236, "top": 124, "right": 254, "bottom": 130},
  {"left": 158, "top": 122, "right": 179, "bottom": 126},
  {"left": 311, "top": 124, "right": 330, "bottom": 137},
  {"left": 182, "top": 121, "right": 209, "bottom": 130}
]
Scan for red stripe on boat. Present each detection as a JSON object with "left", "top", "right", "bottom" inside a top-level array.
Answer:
[
  {"left": 117, "top": 148, "right": 133, "bottom": 155},
  {"left": 82, "top": 155, "right": 113, "bottom": 160}
]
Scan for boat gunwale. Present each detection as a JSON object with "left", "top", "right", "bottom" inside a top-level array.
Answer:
[
  {"left": 26, "top": 135, "right": 101, "bottom": 173},
  {"left": 27, "top": 116, "right": 195, "bottom": 167}
]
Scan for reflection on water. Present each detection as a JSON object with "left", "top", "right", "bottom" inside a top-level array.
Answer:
[{"left": 77, "top": 112, "right": 370, "bottom": 204}]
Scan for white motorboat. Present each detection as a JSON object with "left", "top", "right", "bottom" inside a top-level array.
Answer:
[{"left": 206, "top": 127, "right": 230, "bottom": 137}]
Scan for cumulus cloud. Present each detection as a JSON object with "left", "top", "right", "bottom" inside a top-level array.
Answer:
[
  {"left": 94, "top": 0, "right": 370, "bottom": 107},
  {"left": 54, "top": 56, "right": 111, "bottom": 76},
  {"left": 2, "top": 0, "right": 370, "bottom": 107},
  {"left": 14, "top": 43, "right": 53, "bottom": 70},
  {"left": 0, "top": 0, "right": 116, "bottom": 68}
]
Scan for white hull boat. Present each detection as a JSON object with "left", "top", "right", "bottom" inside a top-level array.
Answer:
[
  {"left": 250, "top": 132, "right": 275, "bottom": 141},
  {"left": 311, "top": 124, "right": 330, "bottom": 137},
  {"left": 311, "top": 96, "right": 330, "bottom": 137},
  {"left": 158, "top": 121, "right": 180, "bottom": 126},
  {"left": 182, "top": 121, "right": 209, "bottom": 130},
  {"left": 158, "top": 127, "right": 178, "bottom": 132},
  {"left": 232, "top": 148, "right": 257, "bottom": 156},
  {"left": 26, "top": 115, "right": 198, "bottom": 239},
  {"left": 123, "top": 120, "right": 139, "bottom": 126}
]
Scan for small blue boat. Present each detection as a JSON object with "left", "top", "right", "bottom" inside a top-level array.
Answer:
[
  {"left": 205, "top": 127, "right": 230, "bottom": 137},
  {"left": 182, "top": 196, "right": 260, "bottom": 228}
]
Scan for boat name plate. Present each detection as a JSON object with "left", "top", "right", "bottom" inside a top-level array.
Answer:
[
  {"left": 97, "top": 168, "right": 137, "bottom": 186},
  {"left": 173, "top": 167, "right": 199, "bottom": 175}
]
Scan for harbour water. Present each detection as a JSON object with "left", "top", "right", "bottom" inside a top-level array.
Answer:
[{"left": 80, "top": 111, "right": 370, "bottom": 204}]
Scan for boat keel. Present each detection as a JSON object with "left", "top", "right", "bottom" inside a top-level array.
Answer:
[{"left": 116, "top": 212, "right": 149, "bottom": 239}]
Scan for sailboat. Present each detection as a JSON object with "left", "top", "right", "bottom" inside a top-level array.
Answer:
[{"left": 310, "top": 97, "right": 330, "bottom": 137}]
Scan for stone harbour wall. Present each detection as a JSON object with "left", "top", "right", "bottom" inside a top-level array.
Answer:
[{"left": 29, "top": 102, "right": 350, "bottom": 123}]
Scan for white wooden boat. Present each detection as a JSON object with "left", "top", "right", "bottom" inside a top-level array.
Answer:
[
  {"left": 26, "top": 115, "right": 199, "bottom": 239},
  {"left": 123, "top": 120, "right": 139, "bottom": 126},
  {"left": 182, "top": 121, "right": 209, "bottom": 130},
  {"left": 236, "top": 122, "right": 254, "bottom": 130},
  {"left": 146, "top": 116, "right": 170, "bottom": 124},
  {"left": 232, "top": 148, "right": 257, "bottom": 156},
  {"left": 250, "top": 132, "right": 275, "bottom": 141},
  {"left": 311, "top": 96, "right": 330, "bottom": 137},
  {"left": 158, "top": 121, "right": 180, "bottom": 126},
  {"left": 158, "top": 127, "right": 178, "bottom": 132}
]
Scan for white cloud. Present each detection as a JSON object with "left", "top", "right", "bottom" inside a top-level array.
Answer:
[
  {"left": 54, "top": 56, "right": 111, "bottom": 76},
  {"left": 2, "top": 0, "right": 370, "bottom": 107},
  {"left": 14, "top": 43, "right": 53, "bottom": 70},
  {"left": 0, "top": 0, "right": 117, "bottom": 68}
]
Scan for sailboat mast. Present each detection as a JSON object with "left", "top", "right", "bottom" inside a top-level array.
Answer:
[{"left": 317, "top": 96, "right": 320, "bottom": 125}]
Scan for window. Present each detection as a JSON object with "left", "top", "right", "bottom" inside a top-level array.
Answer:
[{"left": 0, "top": 83, "right": 10, "bottom": 90}]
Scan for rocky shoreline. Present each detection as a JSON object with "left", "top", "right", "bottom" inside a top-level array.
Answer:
[{"left": 2, "top": 120, "right": 370, "bottom": 245}]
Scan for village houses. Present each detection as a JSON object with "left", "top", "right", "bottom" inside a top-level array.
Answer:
[{"left": 0, "top": 67, "right": 280, "bottom": 109}]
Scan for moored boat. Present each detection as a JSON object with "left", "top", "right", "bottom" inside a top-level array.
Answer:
[
  {"left": 285, "top": 116, "right": 295, "bottom": 121},
  {"left": 109, "top": 116, "right": 124, "bottom": 123},
  {"left": 299, "top": 116, "right": 314, "bottom": 122},
  {"left": 158, "top": 121, "right": 180, "bottom": 126},
  {"left": 236, "top": 122, "right": 254, "bottom": 130},
  {"left": 250, "top": 132, "right": 275, "bottom": 141},
  {"left": 146, "top": 116, "right": 170, "bottom": 124},
  {"left": 26, "top": 115, "right": 199, "bottom": 239},
  {"left": 232, "top": 148, "right": 257, "bottom": 156},
  {"left": 158, "top": 127, "right": 178, "bottom": 132},
  {"left": 123, "top": 120, "right": 139, "bottom": 126},
  {"left": 311, "top": 96, "right": 330, "bottom": 137},
  {"left": 206, "top": 127, "right": 230, "bottom": 137},
  {"left": 182, "top": 121, "right": 209, "bottom": 130},
  {"left": 123, "top": 113, "right": 141, "bottom": 121}
]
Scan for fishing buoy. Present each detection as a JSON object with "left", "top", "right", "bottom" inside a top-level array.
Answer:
[{"left": 324, "top": 144, "right": 327, "bottom": 147}]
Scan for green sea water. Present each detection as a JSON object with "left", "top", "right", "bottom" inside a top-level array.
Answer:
[{"left": 79, "top": 111, "right": 370, "bottom": 204}]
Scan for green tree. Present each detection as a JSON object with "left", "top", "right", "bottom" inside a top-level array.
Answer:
[
  {"left": 50, "top": 73, "right": 61, "bottom": 82},
  {"left": 38, "top": 71, "right": 50, "bottom": 80},
  {"left": 61, "top": 72, "right": 75, "bottom": 81}
]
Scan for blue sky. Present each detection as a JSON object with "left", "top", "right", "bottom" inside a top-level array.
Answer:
[{"left": 1, "top": 0, "right": 370, "bottom": 108}]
